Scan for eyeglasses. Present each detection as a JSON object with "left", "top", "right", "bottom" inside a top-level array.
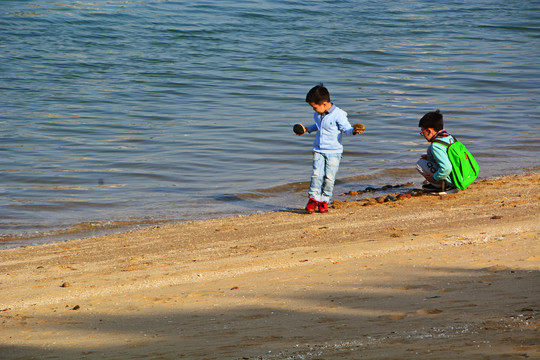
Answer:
[{"left": 419, "top": 128, "right": 429, "bottom": 136}]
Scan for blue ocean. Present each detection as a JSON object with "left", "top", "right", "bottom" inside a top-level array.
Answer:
[{"left": 1, "top": 0, "right": 539, "bottom": 248}]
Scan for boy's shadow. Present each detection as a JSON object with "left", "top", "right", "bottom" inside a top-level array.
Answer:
[
  {"left": 279, "top": 208, "right": 307, "bottom": 215},
  {"left": 211, "top": 193, "right": 303, "bottom": 214}
]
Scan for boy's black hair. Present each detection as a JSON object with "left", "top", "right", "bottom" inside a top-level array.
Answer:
[
  {"left": 306, "top": 83, "right": 331, "bottom": 104},
  {"left": 418, "top": 110, "right": 444, "bottom": 131}
]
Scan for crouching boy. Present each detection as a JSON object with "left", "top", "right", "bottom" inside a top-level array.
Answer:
[{"left": 416, "top": 110, "right": 459, "bottom": 195}]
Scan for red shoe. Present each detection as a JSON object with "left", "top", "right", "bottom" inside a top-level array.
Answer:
[
  {"left": 305, "top": 198, "right": 318, "bottom": 213},
  {"left": 318, "top": 201, "right": 328, "bottom": 213}
]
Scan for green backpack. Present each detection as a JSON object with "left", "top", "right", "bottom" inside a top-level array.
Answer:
[{"left": 433, "top": 137, "right": 480, "bottom": 190}]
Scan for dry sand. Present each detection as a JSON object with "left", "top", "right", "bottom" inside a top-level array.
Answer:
[{"left": 1, "top": 173, "right": 539, "bottom": 360}]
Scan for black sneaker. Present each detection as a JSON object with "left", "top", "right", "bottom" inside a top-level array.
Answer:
[
  {"left": 422, "top": 183, "right": 442, "bottom": 192},
  {"left": 423, "top": 182, "right": 458, "bottom": 195}
]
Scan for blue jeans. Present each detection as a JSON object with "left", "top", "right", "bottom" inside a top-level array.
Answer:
[{"left": 309, "top": 152, "right": 342, "bottom": 203}]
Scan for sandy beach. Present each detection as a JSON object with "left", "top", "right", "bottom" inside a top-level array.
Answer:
[{"left": 1, "top": 173, "right": 539, "bottom": 360}]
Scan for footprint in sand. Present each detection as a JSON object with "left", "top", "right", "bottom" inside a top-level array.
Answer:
[
  {"left": 378, "top": 313, "right": 407, "bottom": 320},
  {"left": 416, "top": 308, "right": 443, "bottom": 315}
]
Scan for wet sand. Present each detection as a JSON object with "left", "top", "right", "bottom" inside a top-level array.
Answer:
[{"left": 1, "top": 173, "right": 539, "bottom": 360}]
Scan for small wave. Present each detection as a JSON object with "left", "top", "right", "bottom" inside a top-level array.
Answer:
[{"left": 0, "top": 219, "right": 173, "bottom": 250}]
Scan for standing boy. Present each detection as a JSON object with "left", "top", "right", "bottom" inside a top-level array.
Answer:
[
  {"left": 296, "top": 84, "right": 364, "bottom": 213},
  {"left": 416, "top": 110, "right": 459, "bottom": 195}
]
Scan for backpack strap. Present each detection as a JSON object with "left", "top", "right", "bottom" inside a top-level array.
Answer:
[
  {"left": 432, "top": 135, "right": 457, "bottom": 149},
  {"left": 432, "top": 139, "right": 449, "bottom": 148}
]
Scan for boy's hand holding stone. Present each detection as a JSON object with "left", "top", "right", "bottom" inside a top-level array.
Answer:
[
  {"left": 352, "top": 123, "right": 365, "bottom": 135},
  {"left": 293, "top": 124, "right": 306, "bottom": 135}
]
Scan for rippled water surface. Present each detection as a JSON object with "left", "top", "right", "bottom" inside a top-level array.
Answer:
[{"left": 1, "top": 0, "right": 539, "bottom": 247}]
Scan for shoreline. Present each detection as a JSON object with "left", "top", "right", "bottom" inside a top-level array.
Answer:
[
  {"left": 2, "top": 166, "right": 535, "bottom": 250},
  {"left": 1, "top": 172, "right": 539, "bottom": 359}
]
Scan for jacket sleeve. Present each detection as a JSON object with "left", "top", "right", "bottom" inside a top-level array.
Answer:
[
  {"left": 336, "top": 111, "right": 354, "bottom": 135},
  {"left": 306, "top": 123, "right": 318, "bottom": 133},
  {"left": 430, "top": 143, "right": 453, "bottom": 181},
  {"left": 305, "top": 113, "right": 319, "bottom": 133}
]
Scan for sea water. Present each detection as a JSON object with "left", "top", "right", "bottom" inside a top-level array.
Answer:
[{"left": 1, "top": 0, "right": 539, "bottom": 248}]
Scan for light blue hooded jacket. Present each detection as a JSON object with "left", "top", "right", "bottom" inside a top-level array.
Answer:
[{"left": 305, "top": 105, "right": 354, "bottom": 154}]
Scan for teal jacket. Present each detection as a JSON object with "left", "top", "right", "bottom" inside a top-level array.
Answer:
[{"left": 427, "top": 135, "right": 455, "bottom": 185}]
